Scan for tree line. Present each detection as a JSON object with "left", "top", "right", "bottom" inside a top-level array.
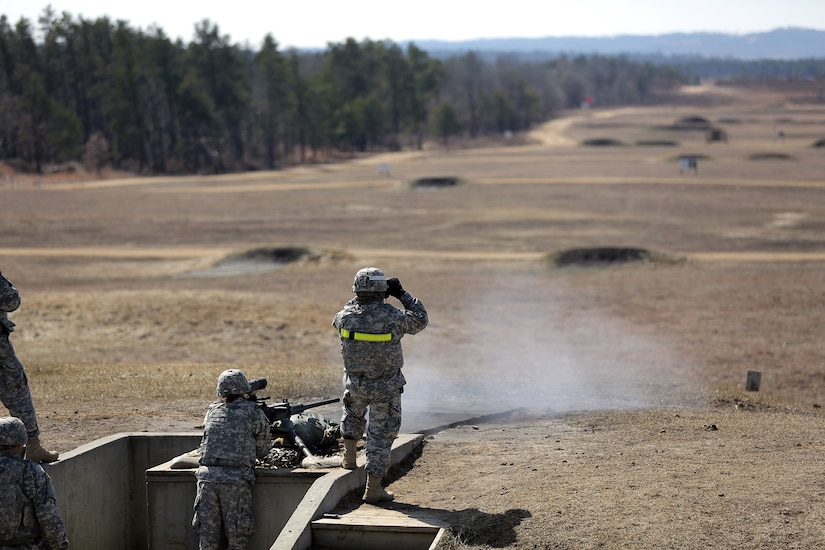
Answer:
[{"left": 0, "top": 10, "right": 685, "bottom": 175}]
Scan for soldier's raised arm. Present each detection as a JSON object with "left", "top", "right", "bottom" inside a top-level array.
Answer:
[{"left": 386, "top": 277, "right": 428, "bottom": 335}]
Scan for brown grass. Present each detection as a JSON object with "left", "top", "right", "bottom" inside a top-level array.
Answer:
[
  {"left": 402, "top": 400, "right": 825, "bottom": 549},
  {"left": 2, "top": 81, "right": 825, "bottom": 548}
]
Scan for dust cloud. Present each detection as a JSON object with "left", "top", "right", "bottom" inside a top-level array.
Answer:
[{"left": 400, "top": 270, "right": 701, "bottom": 432}]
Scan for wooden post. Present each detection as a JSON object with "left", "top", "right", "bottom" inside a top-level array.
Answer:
[{"left": 746, "top": 370, "right": 761, "bottom": 392}]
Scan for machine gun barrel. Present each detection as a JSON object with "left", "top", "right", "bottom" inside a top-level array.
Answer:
[
  {"left": 258, "top": 397, "right": 340, "bottom": 420},
  {"left": 283, "top": 397, "right": 340, "bottom": 415}
]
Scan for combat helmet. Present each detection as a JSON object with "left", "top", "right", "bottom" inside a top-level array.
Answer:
[
  {"left": 0, "top": 417, "right": 28, "bottom": 447},
  {"left": 352, "top": 267, "right": 388, "bottom": 294},
  {"left": 216, "top": 369, "right": 251, "bottom": 397}
]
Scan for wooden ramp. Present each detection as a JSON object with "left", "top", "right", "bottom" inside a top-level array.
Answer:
[{"left": 311, "top": 504, "right": 446, "bottom": 550}]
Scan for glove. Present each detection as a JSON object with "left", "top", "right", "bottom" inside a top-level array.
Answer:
[{"left": 386, "top": 278, "right": 405, "bottom": 299}]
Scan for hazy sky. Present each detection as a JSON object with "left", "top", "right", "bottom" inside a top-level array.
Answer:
[{"left": 2, "top": 0, "right": 825, "bottom": 49}]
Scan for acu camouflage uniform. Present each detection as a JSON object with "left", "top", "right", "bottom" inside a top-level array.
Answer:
[
  {"left": 192, "top": 398, "right": 272, "bottom": 550},
  {"left": 332, "top": 282, "right": 428, "bottom": 477},
  {"left": 0, "top": 273, "right": 40, "bottom": 440},
  {"left": 0, "top": 418, "right": 68, "bottom": 550}
]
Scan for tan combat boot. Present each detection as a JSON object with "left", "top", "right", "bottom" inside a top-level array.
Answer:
[
  {"left": 26, "top": 437, "right": 59, "bottom": 463},
  {"left": 341, "top": 438, "right": 357, "bottom": 470},
  {"left": 363, "top": 474, "right": 394, "bottom": 504}
]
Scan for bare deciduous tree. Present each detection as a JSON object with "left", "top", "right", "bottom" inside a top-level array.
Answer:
[{"left": 84, "top": 132, "right": 109, "bottom": 177}]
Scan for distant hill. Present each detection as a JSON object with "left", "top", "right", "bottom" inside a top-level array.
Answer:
[{"left": 408, "top": 27, "right": 825, "bottom": 61}]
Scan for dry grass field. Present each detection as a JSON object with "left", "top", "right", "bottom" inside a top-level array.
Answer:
[{"left": 2, "top": 81, "right": 825, "bottom": 548}]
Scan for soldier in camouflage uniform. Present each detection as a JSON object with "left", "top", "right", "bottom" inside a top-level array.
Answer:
[
  {"left": 192, "top": 369, "right": 272, "bottom": 550},
  {"left": 332, "top": 267, "right": 428, "bottom": 503},
  {"left": 0, "top": 272, "right": 58, "bottom": 463},
  {"left": 0, "top": 417, "right": 68, "bottom": 549}
]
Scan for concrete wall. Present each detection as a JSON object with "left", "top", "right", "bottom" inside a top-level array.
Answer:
[
  {"left": 146, "top": 464, "right": 325, "bottom": 549},
  {"left": 43, "top": 432, "right": 427, "bottom": 550},
  {"left": 46, "top": 432, "right": 202, "bottom": 550},
  {"left": 272, "top": 433, "right": 425, "bottom": 550}
]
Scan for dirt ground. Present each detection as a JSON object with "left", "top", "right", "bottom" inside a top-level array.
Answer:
[{"left": 2, "top": 82, "right": 825, "bottom": 548}]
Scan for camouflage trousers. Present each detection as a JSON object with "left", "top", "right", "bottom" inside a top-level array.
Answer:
[
  {"left": 0, "top": 336, "right": 39, "bottom": 439},
  {"left": 192, "top": 480, "right": 254, "bottom": 550},
  {"left": 341, "top": 374, "right": 402, "bottom": 477}
]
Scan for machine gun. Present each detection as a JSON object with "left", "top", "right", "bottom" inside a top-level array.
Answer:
[{"left": 248, "top": 378, "right": 340, "bottom": 460}]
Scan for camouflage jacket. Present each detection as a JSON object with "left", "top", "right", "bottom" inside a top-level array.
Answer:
[
  {"left": 196, "top": 399, "right": 272, "bottom": 483},
  {"left": 0, "top": 453, "right": 69, "bottom": 549},
  {"left": 0, "top": 272, "right": 21, "bottom": 334},
  {"left": 332, "top": 292, "right": 428, "bottom": 380}
]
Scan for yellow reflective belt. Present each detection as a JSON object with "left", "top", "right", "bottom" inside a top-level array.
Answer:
[{"left": 340, "top": 329, "right": 392, "bottom": 342}]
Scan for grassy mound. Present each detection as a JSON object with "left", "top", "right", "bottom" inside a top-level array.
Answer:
[
  {"left": 410, "top": 176, "right": 462, "bottom": 188},
  {"left": 635, "top": 140, "right": 679, "bottom": 146},
  {"left": 580, "top": 138, "right": 625, "bottom": 147},
  {"left": 748, "top": 152, "right": 793, "bottom": 161},
  {"left": 548, "top": 247, "right": 683, "bottom": 267}
]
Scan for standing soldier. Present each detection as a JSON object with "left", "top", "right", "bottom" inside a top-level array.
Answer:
[
  {"left": 332, "top": 267, "right": 428, "bottom": 503},
  {"left": 0, "top": 416, "right": 69, "bottom": 549},
  {"left": 192, "top": 369, "right": 272, "bottom": 550},
  {"left": 0, "top": 271, "right": 59, "bottom": 463}
]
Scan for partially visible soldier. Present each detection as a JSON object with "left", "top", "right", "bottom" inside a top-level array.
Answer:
[
  {"left": 0, "top": 271, "right": 58, "bottom": 463},
  {"left": 0, "top": 416, "right": 69, "bottom": 549},
  {"left": 192, "top": 369, "right": 272, "bottom": 550},
  {"left": 332, "top": 267, "right": 428, "bottom": 503}
]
